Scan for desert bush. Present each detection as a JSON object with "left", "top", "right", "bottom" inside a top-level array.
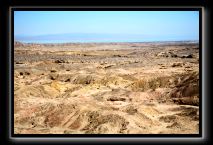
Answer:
[
  {"left": 158, "top": 76, "right": 172, "bottom": 88},
  {"left": 148, "top": 79, "right": 159, "bottom": 91},
  {"left": 97, "top": 75, "right": 122, "bottom": 86},
  {"left": 72, "top": 75, "right": 94, "bottom": 84},
  {"left": 119, "top": 74, "right": 137, "bottom": 81},
  {"left": 71, "top": 74, "right": 103, "bottom": 85},
  {"left": 131, "top": 76, "right": 171, "bottom": 92}
]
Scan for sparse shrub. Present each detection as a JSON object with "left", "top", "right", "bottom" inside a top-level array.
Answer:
[
  {"left": 119, "top": 74, "right": 137, "bottom": 81},
  {"left": 124, "top": 106, "right": 137, "bottom": 115},
  {"left": 72, "top": 75, "right": 96, "bottom": 85},
  {"left": 148, "top": 79, "right": 159, "bottom": 91},
  {"left": 131, "top": 76, "right": 171, "bottom": 92},
  {"left": 97, "top": 76, "right": 118, "bottom": 86},
  {"left": 131, "top": 79, "right": 148, "bottom": 91},
  {"left": 158, "top": 76, "right": 171, "bottom": 88}
]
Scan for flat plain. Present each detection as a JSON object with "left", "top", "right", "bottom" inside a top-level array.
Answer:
[{"left": 14, "top": 42, "right": 199, "bottom": 134}]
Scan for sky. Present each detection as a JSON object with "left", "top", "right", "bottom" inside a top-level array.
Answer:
[{"left": 14, "top": 11, "right": 199, "bottom": 42}]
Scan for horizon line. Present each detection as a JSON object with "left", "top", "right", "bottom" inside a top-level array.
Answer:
[{"left": 15, "top": 40, "right": 199, "bottom": 44}]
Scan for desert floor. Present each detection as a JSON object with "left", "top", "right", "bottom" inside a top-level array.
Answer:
[{"left": 14, "top": 42, "right": 200, "bottom": 134}]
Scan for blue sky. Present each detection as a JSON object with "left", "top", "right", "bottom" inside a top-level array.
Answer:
[{"left": 14, "top": 11, "right": 199, "bottom": 42}]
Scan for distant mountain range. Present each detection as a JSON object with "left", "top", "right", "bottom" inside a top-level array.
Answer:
[{"left": 15, "top": 33, "right": 199, "bottom": 43}]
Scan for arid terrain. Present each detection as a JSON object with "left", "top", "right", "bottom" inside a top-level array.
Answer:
[{"left": 14, "top": 41, "right": 200, "bottom": 134}]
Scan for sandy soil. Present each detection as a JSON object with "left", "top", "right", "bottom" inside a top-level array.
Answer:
[{"left": 14, "top": 42, "right": 199, "bottom": 134}]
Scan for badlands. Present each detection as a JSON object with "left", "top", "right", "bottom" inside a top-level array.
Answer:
[{"left": 14, "top": 42, "right": 200, "bottom": 134}]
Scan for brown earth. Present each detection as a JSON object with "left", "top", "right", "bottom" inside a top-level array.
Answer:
[{"left": 14, "top": 42, "right": 200, "bottom": 134}]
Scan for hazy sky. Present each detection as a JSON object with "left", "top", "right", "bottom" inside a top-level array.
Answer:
[{"left": 14, "top": 11, "right": 199, "bottom": 41}]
